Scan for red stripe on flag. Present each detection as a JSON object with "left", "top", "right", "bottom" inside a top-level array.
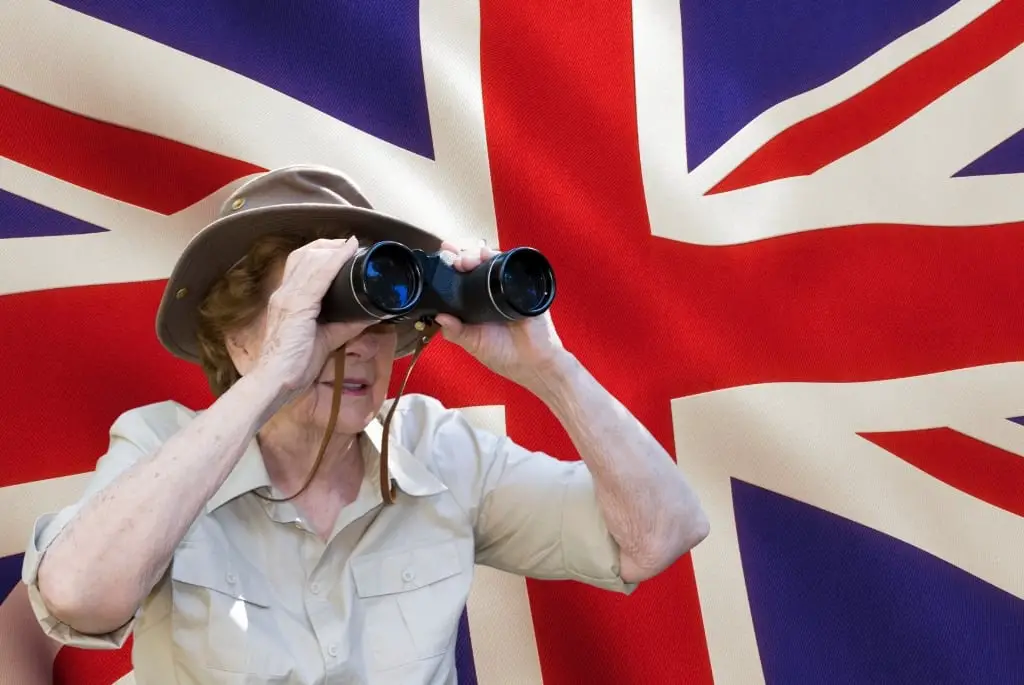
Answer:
[
  {"left": 0, "top": 87, "right": 264, "bottom": 214},
  {"left": 710, "top": 0, "right": 1024, "bottom": 193},
  {"left": 0, "top": 282, "right": 213, "bottom": 489},
  {"left": 0, "top": 281, "right": 506, "bottom": 490},
  {"left": 480, "top": 1, "right": 1024, "bottom": 684},
  {"left": 481, "top": 3, "right": 715, "bottom": 684},
  {"left": 860, "top": 428, "right": 1024, "bottom": 519},
  {"left": 53, "top": 638, "right": 132, "bottom": 685}
]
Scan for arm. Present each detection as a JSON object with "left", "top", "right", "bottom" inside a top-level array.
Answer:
[
  {"left": 0, "top": 584, "right": 58, "bottom": 685},
  {"left": 432, "top": 242, "right": 709, "bottom": 584},
  {"left": 523, "top": 351, "right": 709, "bottom": 583},
  {"left": 33, "top": 237, "right": 369, "bottom": 637},
  {"left": 35, "top": 369, "right": 282, "bottom": 636}
]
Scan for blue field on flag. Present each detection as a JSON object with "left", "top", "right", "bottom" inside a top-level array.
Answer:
[
  {"left": 53, "top": 0, "right": 434, "bottom": 158},
  {"left": 0, "top": 189, "right": 106, "bottom": 239},
  {"left": 733, "top": 479, "right": 1024, "bottom": 684},
  {"left": 679, "top": 0, "right": 958, "bottom": 170},
  {"left": 955, "top": 126, "right": 1024, "bottom": 177},
  {"left": 0, "top": 553, "right": 23, "bottom": 603}
]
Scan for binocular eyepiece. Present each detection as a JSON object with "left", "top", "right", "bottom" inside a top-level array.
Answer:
[{"left": 319, "top": 241, "right": 556, "bottom": 326}]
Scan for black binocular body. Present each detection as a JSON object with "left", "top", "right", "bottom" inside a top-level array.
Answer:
[{"left": 318, "top": 241, "right": 556, "bottom": 326}]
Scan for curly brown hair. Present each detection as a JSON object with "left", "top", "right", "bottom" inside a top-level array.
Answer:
[{"left": 195, "top": 228, "right": 356, "bottom": 396}]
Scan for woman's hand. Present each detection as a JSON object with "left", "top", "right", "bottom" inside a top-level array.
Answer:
[
  {"left": 255, "top": 237, "right": 373, "bottom": 396},
  {"left": 433, "top": 241, "right": 568, "bottom": 389}
]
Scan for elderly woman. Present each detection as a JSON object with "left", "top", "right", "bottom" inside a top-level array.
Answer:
[{"left": 21, "top": 165, "right": 709, "bottom": 684}]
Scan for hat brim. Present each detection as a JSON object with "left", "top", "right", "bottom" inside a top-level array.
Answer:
[{"left": 156, "top": 203, "right": 443, "bottom": 364}]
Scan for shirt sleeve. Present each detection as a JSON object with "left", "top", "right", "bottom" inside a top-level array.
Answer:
[
  {"left": 423, "top": 398, "right": 638, "bottom": 595},
  {"left": 20, "top": 401, "right": 186, "bottom": 648}
]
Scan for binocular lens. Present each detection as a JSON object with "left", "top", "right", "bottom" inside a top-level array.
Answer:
[
  {"left": 321, "top": 240, "right": 555, "bottom": 325},
  {"left": 498, "top": 249, "right": 555, "bottom": 316},
  {"left": 362, "top": 243, "right": 421, "bottom": 313}
]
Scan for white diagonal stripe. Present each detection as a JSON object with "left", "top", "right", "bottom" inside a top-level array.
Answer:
[
  {"left": 0, "top": 159, "right": 236, "bottom": 296},
  {"left": 0, "top": 0, "right": 497, "bottom": 294},
  {"left": 632, "top": 0, "right": 1024, "bottom": 245},
  {"left": 0, "top": 472, "right": 91, "bottom": 559},
  {"left": 676, "top": 362, "right": 1024, "bottom": 684}
]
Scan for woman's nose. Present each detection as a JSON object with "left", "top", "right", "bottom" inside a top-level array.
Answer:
[{"left": 345, "top": 331, "right": 379, "bottom": 359}]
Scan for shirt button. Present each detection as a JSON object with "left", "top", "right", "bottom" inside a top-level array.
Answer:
[
  {"left": 310, "top": 582, "right": 320, "bottom": 594},
  {"left": 225, "top": 573, "right": 237, "bottom": 584},
  {"left": 328, "top": 644, "right": 338, "bottom": 657},
  {"left": 401, "top": 568, "right": 415, "bottom": 582}
]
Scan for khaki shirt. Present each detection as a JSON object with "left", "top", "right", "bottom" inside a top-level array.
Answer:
[{"left": 22, "top": 393, "right": 636, "bottom": 684}]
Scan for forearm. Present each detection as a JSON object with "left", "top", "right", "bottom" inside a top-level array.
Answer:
[
  {"left": 526, "top": 351, "right": 709, "bottom": 581},
  {"left": 37, "top": 369, "right": 284, "bottom": 634},
  {"left": 0, "top": 584, "right": 58, "bottom": 685}
]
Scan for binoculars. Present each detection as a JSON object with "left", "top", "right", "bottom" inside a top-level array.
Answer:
[{"left": 319, "top": 241, "right": 556, "bottom": 325}]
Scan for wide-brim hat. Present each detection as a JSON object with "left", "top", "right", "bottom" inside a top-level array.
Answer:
[{"left": 156, "top": 164, "right": 443, "bottom": 363}]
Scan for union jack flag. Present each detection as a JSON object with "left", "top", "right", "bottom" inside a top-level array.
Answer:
[{"left": 1, "top": 0, "right": 1022, "bottom": 683}]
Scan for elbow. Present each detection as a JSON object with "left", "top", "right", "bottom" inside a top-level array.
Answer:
[
  {"left": 36, "top": 559, "right": 136, "bottom": 636},
  {"left": 684, "top": 507, "right": 711, "bottom": 551},
  {"left": 671, "top": 502, "right": 711, "bottom": 562},
  {"left": 620, "top": 506, "right": 711, "bottom": 584}
]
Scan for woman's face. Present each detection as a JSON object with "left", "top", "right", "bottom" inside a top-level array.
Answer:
[
  {"left": 291, "top": 322, "right": 399, "bottom": 434},
  {"left": 225, "top": 263, "right": 399, "bottom": 436}
]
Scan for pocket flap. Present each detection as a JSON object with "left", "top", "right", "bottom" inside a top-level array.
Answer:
[
  {"left": 170, "top": 541, "right": 273, "bottom": 608},
  {"left": 352, "top": 540, "right": 462, "bottom": 598}
]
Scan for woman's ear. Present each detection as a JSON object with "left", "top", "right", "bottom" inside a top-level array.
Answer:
[
  {"left": 225, "top": 257, "right": 283, "bottom": 378},
  {"left": 224, "top": 312, "right": 266, "bottom": 377}
]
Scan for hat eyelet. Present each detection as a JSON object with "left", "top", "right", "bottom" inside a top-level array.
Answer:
[
  {"left": 175, "top": 287, "right": 188, "bottom": 300},
  {"left": 231, "top": 197, "right": 246, "bottom": 211}
]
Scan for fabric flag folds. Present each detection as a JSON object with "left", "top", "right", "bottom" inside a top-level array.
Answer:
[{"left": 1, "top": 0, "right": 1022, "bottom": 683}]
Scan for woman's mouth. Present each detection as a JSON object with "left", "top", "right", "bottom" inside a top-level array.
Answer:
[{"left": 320, "top": 380, "right": 370, "bottom": 395}]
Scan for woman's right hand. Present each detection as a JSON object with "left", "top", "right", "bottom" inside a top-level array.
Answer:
[{"left": 255, "top": 237, "right": 373, "bottom": 397}]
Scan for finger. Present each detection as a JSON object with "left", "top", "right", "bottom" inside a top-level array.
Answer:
[
  {"left": 308, "top": 237, "right": 357, "bottom": 250},
  {"left": 459, "top": 248, "right": 484, "bottom": 272},
  {"left": 448, "top": 248, "right": 471, "bottom": 273},
  {"left": 323, "top": 235, "right": 361, "bottom": 264},
  {"left": 282, "top": 236, "right": 356, "bottom": 277},
  {"left": 440, "top": 240, "right": 462, "bottom": 254},
  {"left": 287, "top": 236, "right": 356, "bottom": 264},
  {"left": 433, "top": 313, "right": 464, "bottom": 340},
  {"left": 300, "top": 237, "right": 360, "bottom": 294},
  {"left": 320, "top": 320, "right": 374, "bottom": 351},
  {"left": 438, "top": 247, "right": 460, "bottom": 269}
]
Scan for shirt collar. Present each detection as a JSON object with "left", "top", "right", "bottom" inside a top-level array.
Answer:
[
  {"left": 360, "top": 413, "right": 447, "bottom": 497},
  {"left": 205, "top": 411, "right": 447, "bottom": 513},
  {"left": 204, "top": 438, "right": 271, "bottom": 513}
]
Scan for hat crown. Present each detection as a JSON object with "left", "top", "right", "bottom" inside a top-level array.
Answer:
[{"left": 222, "top": 165, "right": 374, "bottom": 219}]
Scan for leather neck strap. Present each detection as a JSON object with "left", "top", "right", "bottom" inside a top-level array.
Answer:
[
  {"left": 258, "top": 321, "right": 442, "bottom": 506},
  {"left": 377, "top": 321, "right": 441, "bottom": 504}
]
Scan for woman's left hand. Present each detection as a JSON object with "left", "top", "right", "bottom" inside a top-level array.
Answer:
[{"left": 433, "top": 241, "right": 567, "bottom": 388}]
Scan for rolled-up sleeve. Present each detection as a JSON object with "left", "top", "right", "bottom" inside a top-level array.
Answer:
[
  {"left": 20, "top": 405, "right": 167, "bottom": 648},
  {"left": 429, "top": 401, "right": 638, "bottom": 594}
]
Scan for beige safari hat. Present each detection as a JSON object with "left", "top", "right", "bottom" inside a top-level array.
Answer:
[{"left": 155, "top": 164, "right": 442, "bottom": 363}]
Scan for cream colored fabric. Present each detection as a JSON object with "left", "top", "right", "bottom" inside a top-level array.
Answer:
[{"left": 22, "top": 394, "right": 635, "bottom": 685}]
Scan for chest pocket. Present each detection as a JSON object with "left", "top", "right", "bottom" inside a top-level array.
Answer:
[
  {"left": 352, "top": 540, "right": 469, "bottom": 672},
  {"left": 170, "top": 541, "right": 291, "bottom": 681}
]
